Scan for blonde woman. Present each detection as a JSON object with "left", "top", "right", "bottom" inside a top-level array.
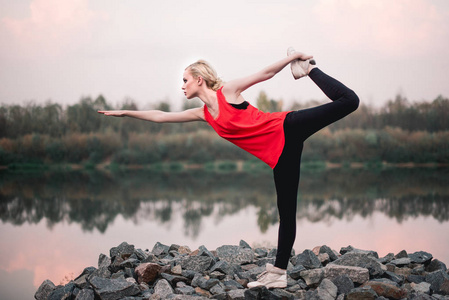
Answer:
[{"left": 98, "top": 48, "right": 359, "bottom": 288}]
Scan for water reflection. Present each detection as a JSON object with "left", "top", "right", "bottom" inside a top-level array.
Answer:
[{"left": 1, "top": 167, "right": 448, "bottom": 237}]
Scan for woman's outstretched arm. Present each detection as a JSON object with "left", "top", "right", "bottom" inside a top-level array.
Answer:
[
  {"left": 223, "top": 51, "right": 313, "bottom": 99},
  {"left": 98, "top": 106, "right": 205, "bottom": 123}
]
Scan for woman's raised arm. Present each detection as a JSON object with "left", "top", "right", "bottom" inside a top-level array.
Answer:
[
  {"left": 223, "top": 51, "right": 313, "bottom": 98},
  {"left": 98, "top": 106, "right": 205, "bottom": 123}
]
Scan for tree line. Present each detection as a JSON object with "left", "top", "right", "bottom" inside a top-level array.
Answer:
[{"left": 1, "top": 92, "right": 448, "bottom": 166}]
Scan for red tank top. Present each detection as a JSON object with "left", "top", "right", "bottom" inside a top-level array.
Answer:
[{"left": 204, "top": 87, "right": 290, "bottom": 169}]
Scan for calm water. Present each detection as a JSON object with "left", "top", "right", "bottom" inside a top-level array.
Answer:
[{"left": 1, "top": 167, "right": 449, "bottom": 299}]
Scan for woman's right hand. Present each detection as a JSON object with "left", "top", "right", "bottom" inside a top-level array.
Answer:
[{"left": 97, "top": 110, "right": 127, "bottom": 117}]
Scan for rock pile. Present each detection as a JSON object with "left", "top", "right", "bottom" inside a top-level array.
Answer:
[{"left": 35, "top": 241, "right": 449, "bottom": 299}]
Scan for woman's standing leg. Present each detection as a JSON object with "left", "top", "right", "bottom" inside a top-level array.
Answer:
[{"left": 273, "top": 67, "right": 359, "bottom": 269}]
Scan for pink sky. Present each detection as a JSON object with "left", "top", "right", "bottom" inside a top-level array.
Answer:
[{"left": 1, "top": 0, "right": 448, "bottom": 110}]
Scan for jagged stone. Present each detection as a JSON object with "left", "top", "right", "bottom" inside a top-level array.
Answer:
[
  {"left": 324, "top": 264, "right": 370, "bottom": 284},
  {"left": 408, "top": 274, "right": 426, "bottom": 284},
  {"left": 160, "top": 272, "right": 189, "bottom": 286},
  {"left": 35, "top": 279, "right": 56, "bottom": 300},
  {"left": 151, "top": 242, "right": 170, "bottom": 257},
  {"left": 216, "top": 245, "right": 254, "bottom": 265},
  {"left": 330, "top": 274, "right": 354, "bottom": 294},
  {"left": 88, "top": 276, "right": 140, "bottom": 300},
  {"left": 175, "top": 285, "right": 195, "bottom": 295},
  {"left": 135, "top": 263, "right": 162, "bottom": 284},
  {"left": 395, "top": 250, "right": 408, "bottom": 259},
  {"left": 427, "top": 259, "right": 448, "bottom": 273},
  {"left": 316, "top": 278, "right": 337, "bottom": 300},
  {"left": 340, "top": 246, "right": 378, "bottom": 258},
  {"left": 239, "top": 240, "right": 251, "bottom": 249},
  {"left": 409, "top": 251, "right": 433, "bottom": 264},
  {"left": 180, "top": 255, "right": 214, "bottom": 273},
  {"left": 426, "top": 270, "right": 449, "bottom": 295},
  {"left": 384, "top": 270, "right": 404, "bottom": 285},
  {"left": 390, "top": 257, "right": 412, "bottom": 266},
  {"left": 378, "top": 253, "right": 395, "bottom": 264},
  {"left": 331, "top": 252, "right": 385, "bottom": 277},
  {"left": 363, "top": 280, "right": 408, "bottom": 299},
  {"left": 254, "top": 248, "right": 268, "bottom": 258},
  {"left": 153, "top": 279, "right": 174, "bottom": 298},
  {"left": 198, "top": 245, "right": 216, "bottom": 260},
  {"left": 74, "top": 288, "right": 95, "bottom": 300},
  {"left": 288, "top": 264, "right": 306, "bottom": 280},
  {"left": 178, "top": 245, "right": 192, "bottom": 255},
  {"left": 313, "top": 245, "right": 339, "bottom": 261},
  {"left": 291, "top": 249, "right": 322, "bottom": 269},
  {"left": 411, "top": 281, "right": 431, "bottom": 294},
  {"left": 48, "top": 282, "right": 76, "bottom": 300},
  {"left": 110, "top": 242, "right": 135, "bottom": 260}
]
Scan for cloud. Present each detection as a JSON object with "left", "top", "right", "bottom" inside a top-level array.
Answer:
[{"left": 313, "top": 0, "right": 449, "bottom": 57}]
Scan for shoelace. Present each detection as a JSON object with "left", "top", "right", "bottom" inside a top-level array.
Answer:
[{"left": 256, "top": 271, "right": 268, "bottom": 280}]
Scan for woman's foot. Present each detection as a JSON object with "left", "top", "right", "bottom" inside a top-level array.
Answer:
[
  {"left": 287, "top": 47, "right": 316, "bottom": 79},
  {"left": 247, "top": 263, "right": 287, "bottom": 289}
]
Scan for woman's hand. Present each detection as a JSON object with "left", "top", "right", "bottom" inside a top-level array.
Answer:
[{"left": 97, "top": 110, "right": 127, "bottom": 117}]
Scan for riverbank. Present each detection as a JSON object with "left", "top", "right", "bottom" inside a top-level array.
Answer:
[{"left": 35, "top": 241, "right": 449, "bottom": 300}]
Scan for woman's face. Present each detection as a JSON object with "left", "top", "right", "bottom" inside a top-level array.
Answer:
[{"left": 182, "top": 69, "right": 198, "bottom": 99}]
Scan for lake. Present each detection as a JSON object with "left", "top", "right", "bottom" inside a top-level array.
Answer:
[{"left": 1, "top": 166, "right": 448, "bottom": 299}]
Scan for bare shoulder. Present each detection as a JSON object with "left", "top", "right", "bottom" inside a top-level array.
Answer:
[{"left": 221, "top": 83, "right": 243, "bottom": 104}]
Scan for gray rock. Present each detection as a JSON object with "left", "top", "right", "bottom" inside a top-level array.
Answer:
[
  {"left": 409, "top": 294, "right": 435, "bottom": 300},
  {"left": 270, "top": 288, "right": 295, "bottom": 299},
  {"left": 291, "top": 249, "right": 322, "bottom": 269},
  {"left": 151, "top": 241, "right": 170, "bottom": 257},
  {"left": 48, "top": 282, "right": 76, "bottom": 300},
  {"left": 346, "top": 286, "right": 378, "bottom": 300},
  {"left": 153, "top": 279, "right": 173, "bottom": 298},
  {"left": 209, "top": 282, "right": 226, "bottom": 295},
  {"left": 254, "top": 248, "right": 268, "bottom": 258},
  {"left": 110, "top": 242, "right": 135, "bottom": 260},
  {"left": 390, "top": 257, "right": 412, "bottom": 266},
  {"left": 120, "top": 258, "right": 139, "bottom": 269},
  {"left": 316, "top": 278, "right": 338, "bottom": 300},
  {"left": 216, "top": 245, "right": 254, "bottom": 265},
  {"left": 299, "top": 268, "right": 324, "bottom": 286},
  {"left": 223, "top": 279, "right": 244, "bottom": 290},
  {"left": 88, "top": 276, "right": 140, "bottom": 300},
  {"left": 35, "top": 279, "right": 56, "bottom": 300},
  {"left": 331, "top": 252, "right": 385, "bottom": 277},
  {"left": 317, "top": 245, "right": 339, "bottom": 261},
  {"left": 239, "top": 240, "right": 251, "bottom": 249},
  {"left": 210, "top": 260, "right": 236, "bottom": 275},
  {"left": 75, "top": 289, "right": 95, "bottom": 300},
  {"left": 180, "top": 255, "right": 214, "bottom": 273},
  {"left": 409, "top": 251, "right": 433, "bottom": 264},
  {"left": 88, "top": 266, "right": 111, "bottom": 280},
  {"left": 395, "top": 250, "right": 408, "bottom": 259},
  {"left": 228, "top": 288, "right": 246, "bottom": 299},
  {"left": 288, "top": 264, "right": 306, "bottom": 280},
  {"left": 324, "top": 264, "right": 370, "bottom": 285},
  {"left": 160, "top": 273, "right": 189, "bottom": 286},
  {"left": 331, "top": 275, "right": 354, "bottom": 294},
  {"left": 198, "top": 245, "right": 216, "bottom": 260},
  {"left": 425, "top": 270, "right": 449, "bottom": 295},
  {"left": 175, "top": 285, "right": 195, "bottom": 295},
  {"left": 408, "top": 274, "right": 426, "bottom": 284},
  {"left": 340, "top": 246, "right": 378, "bottom": 258},
  {"left": 384, "top": 270, "right": 404, "bottom": 285},
  {"left": 98, "top": 254, "right": 111, "bottom": 269},
  {"left": 426, "top": 259, "right": 448, "bottom": 273},
  {"left": 411, "top": 282, "right": 431, "bottom": 294},
  {"left": 378, "top": 253, "right": 395, "bottom": 264}
]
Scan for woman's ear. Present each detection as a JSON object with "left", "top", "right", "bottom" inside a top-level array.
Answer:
[{"left": 197, "top": 76, "right": 203, "bottom": 85}]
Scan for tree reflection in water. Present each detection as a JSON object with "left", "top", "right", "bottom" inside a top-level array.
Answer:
[{"left": 0, "top": 167, "right": 448, "bottom": 237}]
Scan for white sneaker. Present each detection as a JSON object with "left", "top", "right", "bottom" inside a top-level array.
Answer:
[
  {"left": 287, "top": 47, "right": 315, "bottom": 80},
  {"left": 247, "top": 263, "right": 287, "bottom": 289}
]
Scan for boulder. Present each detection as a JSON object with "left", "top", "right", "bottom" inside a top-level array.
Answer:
[
  {"left": 135, "top": 262, "right": 161, "bottom": 284},
  {"left": 88, "top": 276, "right": 140, "bottom": 300},
  {"left": 346, "top": 286, "right": 378, "bottom": 300},
  {"left": 291, "top": 249, "right": 322, "bottom": 269},
  {"left": 216, "top": 245, "right": 254, "bottom": 265},
  {"left": 409, "top": 251, "right": 433, "bottom": 264},
  {"left": 180, "top": 255, "right": 214, "bottom": 273},
  {"left": 153, "top": 279, "right": 174, "bottom": 298},
  {"left": 151, "top": 242, "right": 170, "bottom": 257},
  {"left": 35, "top": 279, "right": 56, "bottom": 300},
  {"left": 331, "top": 252, "right": 385, "bottom": 277},
  {"left": 110, "top": 242, "right": 135, "bottom": 260},
  {"left": 331, "top": 275, "right": 354, "bottom": 295},
  {"left": 363, "top": 281, "right": 408, "bottom": 299}
]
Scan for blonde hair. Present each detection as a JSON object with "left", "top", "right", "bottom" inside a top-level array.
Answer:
[{"left": 186, "top": 60, "right": 223, "bottom": 91}]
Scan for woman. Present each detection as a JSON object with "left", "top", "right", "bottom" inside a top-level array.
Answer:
[{"left": 98, "top": 48, "right": 359, "bottom": 289}]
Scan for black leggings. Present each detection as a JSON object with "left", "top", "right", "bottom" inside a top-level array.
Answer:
[{"left": 273, "top": 68, "right": 359, "bottom": 269}]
